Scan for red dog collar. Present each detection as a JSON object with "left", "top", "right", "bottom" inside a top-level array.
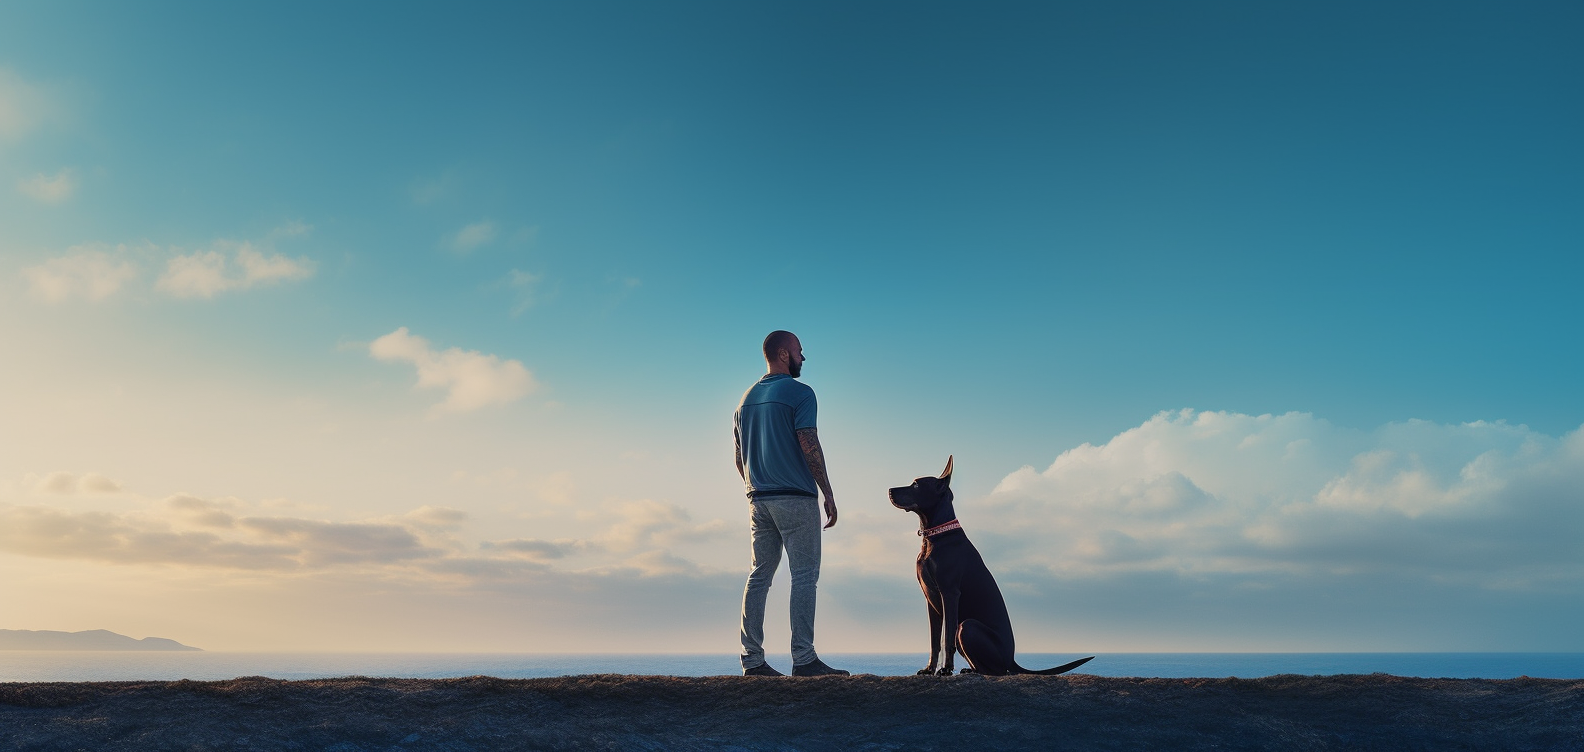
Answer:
[{"left": 919, "top": 519, "right": 962, "bottom": 537}]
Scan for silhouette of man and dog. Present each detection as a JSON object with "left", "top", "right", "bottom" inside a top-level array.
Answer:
[{"left": 735, "top": 330, "right": 1093, "bottom": 677}]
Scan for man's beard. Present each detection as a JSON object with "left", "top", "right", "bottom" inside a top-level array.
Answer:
[{"left": 789, "top": 360, "right": 802, "bottom": 378}]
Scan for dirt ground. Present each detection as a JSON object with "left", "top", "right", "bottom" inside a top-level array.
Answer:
[{"left": 1, "top": 673, "right": 1580, "bottom": 751}]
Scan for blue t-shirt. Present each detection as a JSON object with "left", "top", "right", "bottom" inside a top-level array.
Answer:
[{"left": 734, "top": 373, "right": 818, "bottom": 498}]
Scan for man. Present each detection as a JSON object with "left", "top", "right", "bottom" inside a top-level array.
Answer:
[{"left": 734, "top": 330, "right": 848, "bottom": 677}]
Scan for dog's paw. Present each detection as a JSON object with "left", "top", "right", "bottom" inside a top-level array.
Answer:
[
  {"left": 958, "top": 668, "right": 975, "bottom": 675},
  {"left": 934, "top": 667, "right": 954, "bottom": 676},
  {"left": 915, "top": 668, "right": 936, "bottom": 676}
]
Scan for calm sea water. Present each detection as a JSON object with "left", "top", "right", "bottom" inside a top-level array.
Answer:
[{"left": 2, "top": 653, "right": 1581, "bottom": 682}]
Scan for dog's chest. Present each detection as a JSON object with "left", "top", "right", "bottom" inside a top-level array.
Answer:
[
  {"left": 916, "top": 537, "right": 982, "bottom": 583},
  {"left": 916, "top": 545, "right": 956, "bottom": 584},
  {"left": 915, "top": 547, "right": 938, "bottom": 583}
]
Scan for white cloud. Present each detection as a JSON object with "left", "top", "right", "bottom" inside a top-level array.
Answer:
[
  {"left": 977, "top": 410, "right": 1584, "bottom": 585},
  {"left": 17, "top": 169, "right": 74, "bottom": 203},
  {"left": 236, "top": 244, "right": 313, "bottom": 284},
  {"left": 157, "top": 241, "right": 315, "bottom": 299},
  {"left": 448, "top": 221, "right": 497, "bottom": 252},
  {"left": 21, "top": 226, "right": 315, "bottom": 303},
  {"left": 370, "top": 327, "right": 536, "bottom": 414},
  {"left": 22, "top": 247, "right": 138, "bottom": 302},
  {"left": 157, "top": 251, "right": 228, "bottom": 297}
]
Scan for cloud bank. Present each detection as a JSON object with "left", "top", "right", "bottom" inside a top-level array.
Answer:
[
  {"left": 0, "top": 496, "right": 435, "bottom": 571},
  {"left": 370, "top": 328, "right": 536, "bottom": 413},
  {"left": 0, "top": 486, "right": 725, "bottom": 580},
  {"left": 5, "top": 411, "right": 1579, "bottom": 650},
  {"left": 978, "top": 410, "right": 1583, "bottom": 589}
]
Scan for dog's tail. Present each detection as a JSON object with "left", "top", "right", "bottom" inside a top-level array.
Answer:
[{"left": 1017, "top": 656, "right": 1095, "bottom": 675}]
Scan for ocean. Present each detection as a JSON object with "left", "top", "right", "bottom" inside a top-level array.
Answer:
[{"left": 2, "top": 652, "right": 1581, "bottom": 682}]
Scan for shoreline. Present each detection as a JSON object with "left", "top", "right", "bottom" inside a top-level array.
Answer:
[
  {"left": 6, "top": 651, "right": 1582, "bottom": 683},
  {"left": 4, "top": 673, "right": 1581, "bottom": 750}
]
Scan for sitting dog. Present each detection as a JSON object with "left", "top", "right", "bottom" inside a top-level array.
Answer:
[{"left": 888, "top": 456, "right": 1094, "bottom": 676}]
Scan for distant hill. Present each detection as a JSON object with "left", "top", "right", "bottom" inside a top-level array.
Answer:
[{"left": 0, "top": 629, "right": 202, "bottom": 651}]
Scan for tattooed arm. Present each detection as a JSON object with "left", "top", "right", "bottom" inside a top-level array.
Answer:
[{"left": 797, "top": 427, "right": 838, "bottom": 529}]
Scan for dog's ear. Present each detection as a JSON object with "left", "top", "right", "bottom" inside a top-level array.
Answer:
[{"left": 940, "top": 455, "right": 953, "bottom": 483}]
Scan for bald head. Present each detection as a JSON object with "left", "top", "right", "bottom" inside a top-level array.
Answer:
[{"left": 762, "top": 330, "right": 805, "bottom": 377}]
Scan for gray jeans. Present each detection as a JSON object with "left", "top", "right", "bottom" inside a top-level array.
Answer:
[{"left": 739, "top": 494, "right": 822, "bottom": 669}]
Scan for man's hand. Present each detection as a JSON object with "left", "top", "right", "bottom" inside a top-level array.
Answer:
[{"left": 823, "top": 496, "right": 838, "bottom": 529}]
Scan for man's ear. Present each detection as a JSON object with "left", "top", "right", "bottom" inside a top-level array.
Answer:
[{"left": 940, "top": 455, "right": 953, "bottom": 484}]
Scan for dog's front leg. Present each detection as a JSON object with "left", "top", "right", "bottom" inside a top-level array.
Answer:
[
  {"left": 918, "top": 598, "right": 942, "bottom": 675},
  {"left": 935, "top": 590, "right": 959, "bottom": 676}
]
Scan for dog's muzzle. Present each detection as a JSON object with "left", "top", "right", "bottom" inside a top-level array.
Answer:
[{"left": 888, "top": 490, "right": 915, "bottom": 511}]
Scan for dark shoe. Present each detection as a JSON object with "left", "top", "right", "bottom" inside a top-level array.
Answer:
[
  {"left": 791, "top": 658, "right": 850, "bottom": 677},
  {"left": 743, "top": 663, "right": 785, "bottom": 677}
]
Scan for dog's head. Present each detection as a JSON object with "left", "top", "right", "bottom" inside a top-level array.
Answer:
[{"left": 888, "top": 456, "right": 954, "bottom": 516}]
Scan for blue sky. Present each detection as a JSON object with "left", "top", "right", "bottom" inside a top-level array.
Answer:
[{"left": 1, "top": 2, "right": 1580, "bottom": 653}]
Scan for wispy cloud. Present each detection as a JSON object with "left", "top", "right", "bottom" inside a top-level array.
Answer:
[
  {"left": 506, "top": 268, "right": 543, "bottom": 314},
  {"left": 600, "top": 499, "right": 729, "bottom": 553},
  {"left": 0, "top": 474, "right": 728, "bottom": 581},
  {"left": 409, "top": 172, "right": 454, "bottom": 205},
  {"left": 17, "top": 169, "right": 74, "bottom": 203},
  {"left": 0, "top": 496, "right": 448, "bottom": 570},
  {"left": 268, "top": 220, "right": 311, "bottom": 239},
  {"left": 0, "top": 505, "right": 301, "bottom": 569},
  {"left": 21, "top": 225, "right": 316, "bottom": 303},
  {"left": 447, "top": 220, "right": 497, "bottom": 252},
  {"left": 482, "top": 537, "right": 590, "bottom": 562},
  {"left": 370, "top": 328, "right": 536, "bottom": 414},
  {"left": 26, "top": 471, "right": 124, "bottom": 495},
  {"left": 22, "top": 246, "right": 139, "bottom": 302},
  {"left": 157, "top": 241, "right": 315, "bottom": 299},
  {"left": 237, "top": 516, "right": 439, "bottom": 566}
]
